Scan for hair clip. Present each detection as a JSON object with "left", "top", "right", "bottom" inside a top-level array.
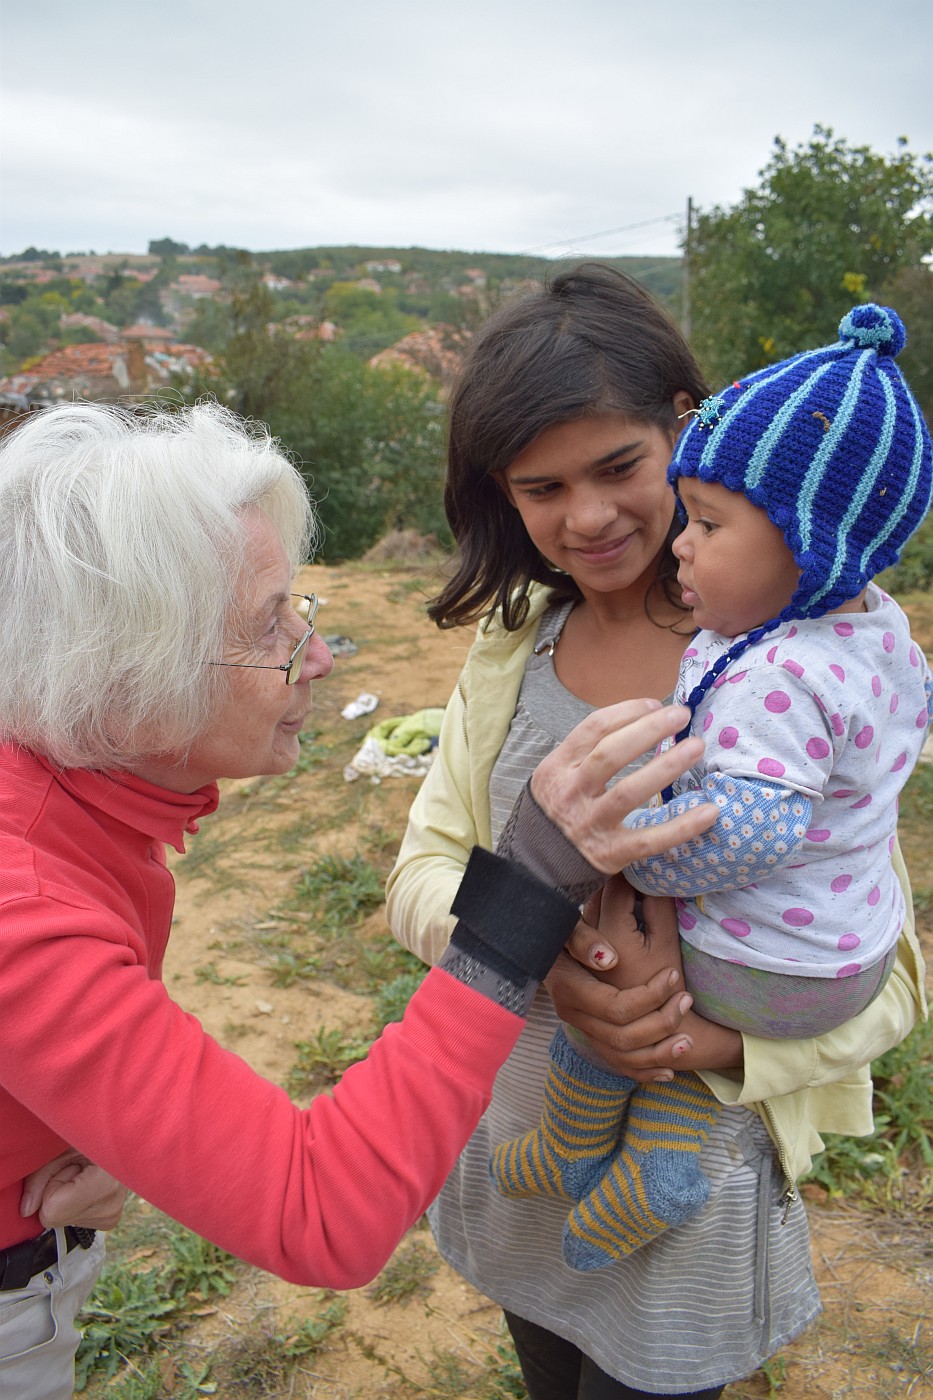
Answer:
[{"left": 694, "top": 394, "right": 727, "bottom": 429}]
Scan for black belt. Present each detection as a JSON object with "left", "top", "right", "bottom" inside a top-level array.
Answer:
[{"left": 0, "top": 1226, "right": 96, "bottom": 1292}]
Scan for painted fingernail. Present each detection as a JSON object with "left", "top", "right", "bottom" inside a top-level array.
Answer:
[
  {"left": 672, "top": 1039, "right": 691, "bottom": 1056},
  {"left": 592, "top": 945, "right": 616, "bottom": 966}
]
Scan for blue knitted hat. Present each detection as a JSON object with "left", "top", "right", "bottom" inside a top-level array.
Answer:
[
  {"left": 666, "top": 303, "right": 932, "bottom": 729},
  {"left": 670, "top": 303, "right": 932, "bottom": 621}
]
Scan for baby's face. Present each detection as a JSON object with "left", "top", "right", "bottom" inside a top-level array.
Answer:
[{"left": 672, "top": 479, "right": 801, "bottom": 638}]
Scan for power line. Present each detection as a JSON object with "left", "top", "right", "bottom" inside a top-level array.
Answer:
[{"left": 521, "top": 213, "right": 681, "bottom": 256}]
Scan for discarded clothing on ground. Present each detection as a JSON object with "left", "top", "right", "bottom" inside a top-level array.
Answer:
[{"left": 343, "top": 708, "right": 445, "bottom": 783}]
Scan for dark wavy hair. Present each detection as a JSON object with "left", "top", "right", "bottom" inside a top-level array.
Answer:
[{"left": 429, "top": 262, "right": 709, "bottom": 630}]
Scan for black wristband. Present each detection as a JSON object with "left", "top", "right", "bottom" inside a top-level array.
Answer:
[{"left": 449, "top": 846, "right": 581, "bottom": 985}]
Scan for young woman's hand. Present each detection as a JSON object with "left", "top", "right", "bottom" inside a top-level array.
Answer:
[
  {"left": 553, "top": 892, "right": 744, "bottom": 1081},
  {"left": 529, "top": 700, "right": 717, "bottom": 874}
]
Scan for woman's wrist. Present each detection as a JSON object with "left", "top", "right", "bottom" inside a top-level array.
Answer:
[
  {"left": 495, "top": 782, "right": 606, "bottom": 905},
  {"left": 440, "top": 846, "right": 581, "bottom": 1015}
]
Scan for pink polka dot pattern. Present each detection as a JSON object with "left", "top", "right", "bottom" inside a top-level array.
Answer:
[
  {"left": 767, "top": 645, "right": 778, "bottom": 663},
  {"left": 805, "top": 828, "right": 831, "bottom": 842},
  {"left": 890, "top": 693, "right": 899, "bottom": 714},
  {"left": 783, "top": 659, "right": 805, "bottom": 678},
  {"left": 765, "top": 690, "right": 791, "bottom": 713},
  {"left": 683, "top": 647, "right": 698, "bottom": 658},
  {"left": 702, "top": 711, "right": 713, "bottom": 731},
  {"left": 829, "top": 664, "right": 845, "bottom": 682},
  {"left": 721, "top": 918, "right": 751, "bottom": 938},
  {"left": 782, "top": 907, "right": 814, "bottom": 927},
  {"left": 853, "top": 725, "right": 872, "bottom": 749},
  {"left": 882, "top": 631, "right": 896, "bottom": 653},
  {"left": 838, "top": 933, "right": 860, "bottom": 951},
  {"left": 850, "top": 794, "right": 872, "bottom": 809},
  {"left": 719, "top": 726, "right": 739, "bottom": 748},
  {"left": 830, "top": 788, "right": 856, "bottom": 798},
  {"left": 831, "top": 874, "right": 852, "bottom": 892},
  {"left": 833, "top": 621, "right": 854, "bottom": 637},
  {"left": 891, "top": 752, "right": 907, "bottom": 772},
  {"left": 806, "top": 737, "right": 830, "bottom": 759},
  {"left": 679, "top": 908, "right": 697, "bottom": 931},
  {"left": 836, "top": 963, "right": 862, "bottom": 978},
  {"left": 871, "top": 675, "right": 882, "bottom": 697},
  {"left": 867, "top": 886, "right": 881, "bottom": 906},
  {"left": 727, "top": 670, "right": 747, "bottom": 685},
  {"left": 918, "top": 708, "right": 930, "bottom": 728},
  {"left": 909, "top": 645, "right": 920, "bottom": 667},
  {"left": 831, "top": 713, "right": 845, "bottom": 736},
  {"left": 787, "top": 626, "right": 797, "bottom": 638},
  {"left": 758, "top": 757, "right": 785, "bottom": 778}
]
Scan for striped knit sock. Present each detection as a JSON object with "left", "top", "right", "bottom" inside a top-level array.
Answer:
[
  {"left": 563, "top": 1073, "right": 720, "bottom": 1271},
  {"left": 490, "top": 1025, "right": 635, "bottom": 1201}
]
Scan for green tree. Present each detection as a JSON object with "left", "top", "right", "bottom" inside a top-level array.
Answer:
[
  {"left": 688, "top": 127, "right": 933, "bottom": 387},
  {"left": 274, "top": 350, "right": 448, "bottom": 559},
  {"left": 182, "top": 268, "right": 449, "bottom": 559},
  {"left": 321, "top": 282, "right": 420, "bottom": 354},
  {"left": 148, "top": 236, "right": 190, "bottom": 257}
]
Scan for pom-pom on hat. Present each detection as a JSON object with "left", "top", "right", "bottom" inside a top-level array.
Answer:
[{"left": 669, "top": 303, "right": 932, "bottom": 623}]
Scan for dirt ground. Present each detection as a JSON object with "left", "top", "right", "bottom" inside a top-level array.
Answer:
[{"left": 158, "top": 560, "right": 933, "bottom": 1399}]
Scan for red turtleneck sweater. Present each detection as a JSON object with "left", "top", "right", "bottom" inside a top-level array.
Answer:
[{"left": 0, "top": 745, "right": 523, "bottom": 1287}]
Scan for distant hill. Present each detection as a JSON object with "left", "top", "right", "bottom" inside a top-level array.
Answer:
[{"left": 259, "top": 244, "right": 682, "bottom": 305}]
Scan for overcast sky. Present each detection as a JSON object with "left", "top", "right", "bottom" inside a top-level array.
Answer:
[{"left": 2, "top": 0, "right": 931, "bottom": 261}]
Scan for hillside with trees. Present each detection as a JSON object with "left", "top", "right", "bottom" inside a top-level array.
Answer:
[{"left": 2, "top": 127, "right": 930, "bottom": 572}]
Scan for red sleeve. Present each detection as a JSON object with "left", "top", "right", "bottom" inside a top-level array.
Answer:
[{"left": 0, "top": 902, "right": 523, "bottom": 1286}]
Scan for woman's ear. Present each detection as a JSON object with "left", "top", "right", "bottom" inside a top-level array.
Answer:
[
  {"left": 494, "top": 471, "right": 517, "bottom": 508},
  {"left": 672, "top": 390, "right": 696, "bottom": 437}
]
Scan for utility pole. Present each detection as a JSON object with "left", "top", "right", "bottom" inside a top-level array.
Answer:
[{"left": 682, "top": 195, "right": 693, "bottom": 341}]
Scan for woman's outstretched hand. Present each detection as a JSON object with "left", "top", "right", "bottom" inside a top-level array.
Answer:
[{"left": 530, "top": 699, "right": 716, "bottom": 873}]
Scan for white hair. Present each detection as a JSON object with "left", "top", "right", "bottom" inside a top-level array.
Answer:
[{"left": 0, "top": 400, "right": 316, "bottom": 769}]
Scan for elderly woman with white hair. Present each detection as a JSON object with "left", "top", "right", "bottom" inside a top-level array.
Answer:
[{"left": 0, "top": 401, "right": 715, "bottom": 1399}]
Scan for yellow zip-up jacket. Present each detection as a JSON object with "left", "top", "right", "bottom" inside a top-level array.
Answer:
[{"left": 386, "top": 588, "right": 927, "bottom": 1185}]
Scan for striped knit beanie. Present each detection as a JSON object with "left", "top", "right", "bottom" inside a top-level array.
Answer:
[{"left": 667, "top": 303, "right": 932, "bottom": 723}]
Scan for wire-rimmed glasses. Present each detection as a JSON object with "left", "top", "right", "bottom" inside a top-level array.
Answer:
[{"left": 210, "top": 594, "right": 318, "bottom": 686}]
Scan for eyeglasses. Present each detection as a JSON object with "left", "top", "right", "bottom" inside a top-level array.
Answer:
[{"left": 210, "top": 594, "right": 318, "bottom": 686}]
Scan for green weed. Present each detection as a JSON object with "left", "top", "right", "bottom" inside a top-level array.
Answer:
[
  {"left": 287, "top": 1024, "right": 371, "bottom": 1093},
  {"left": 292, "top": 852, "right": 385, "bottom": 933},
  {"left": 97, "top": 1358, "right": 216, "bottom": 1398},
  {"left": 900, "top": 759, "right": 933, "bottom": 823},
  {"left": 167, "top": 1230, "right": 238, "bottom": 1300},
  {"left": 75, "top": 1212, "right": 241, "bottom": 1391},
  {"left": 368, "top": 1240, "right": 439, "bottom": 1305},
  {"left": 267, "top": 946, "right": 321, "bottom": 985},
  {"left": 374, "top": 967, "right": 430, "bottom": 1030},
  {"left": 759, "top": 1353, "right": 788, "bottom": 1394},
  {"left": 75, "top": 1265, "right": 179, "bottom": 1388},
  {"left": 224, "top": 1295, "right": 347, "bottom": 1392},
  {"left": 194, "top": 961, "right": 247, "bottom": 986},
  {"left": 806, "top": 1015, "right": 933, "bottom": 1199}
]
